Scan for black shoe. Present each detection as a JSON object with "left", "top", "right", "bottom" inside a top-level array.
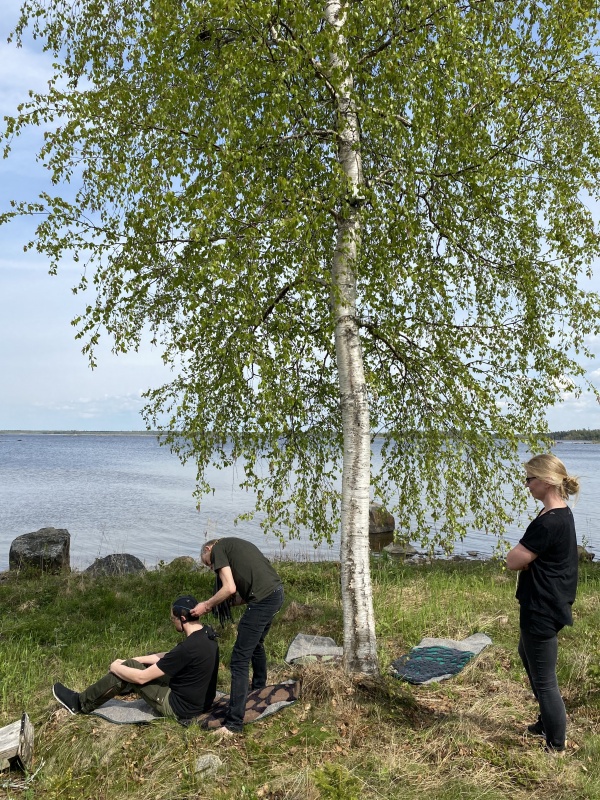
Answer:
[
  {"left": 527, "top": 717, "right": 545, "bottom": 736},
  {"left": 52, "top": 682, "right": 81, "bottom": 714}
]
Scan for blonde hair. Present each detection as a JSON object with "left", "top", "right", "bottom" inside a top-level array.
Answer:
[{"left": 524, "top": 454, "right": 580, "bottom": 500}]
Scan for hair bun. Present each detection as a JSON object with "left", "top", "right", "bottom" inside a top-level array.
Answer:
[{"left": 563, "top": 476, "right": 580, "bottom": 497}]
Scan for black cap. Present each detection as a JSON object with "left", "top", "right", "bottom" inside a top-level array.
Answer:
[{"left": 172, "top": 595, "right": 198, "bottom": 619}]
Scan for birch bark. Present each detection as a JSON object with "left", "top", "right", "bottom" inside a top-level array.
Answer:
[{"left": 325, "top": 0, "right": 378, "bottom": 675}]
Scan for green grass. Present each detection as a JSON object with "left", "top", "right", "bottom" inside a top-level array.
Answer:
[{"left": 1, "top": 558, "right": 600, "bottom": 799}]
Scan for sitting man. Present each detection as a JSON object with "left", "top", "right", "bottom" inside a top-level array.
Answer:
[{"left": 52, "top": 595, "right": 219, "bottom": 723}]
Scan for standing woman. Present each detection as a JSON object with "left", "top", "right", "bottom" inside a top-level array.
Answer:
[{"left": 506, "top": 454, "right": 579, "bottom": 755}]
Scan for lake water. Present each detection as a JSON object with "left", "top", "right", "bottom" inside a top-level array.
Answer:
[{"left": 1, "top": 433, "right": 599, "bottom": 571}]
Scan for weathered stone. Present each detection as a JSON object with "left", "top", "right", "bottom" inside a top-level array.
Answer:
[
  {"left": 578, "top": 545, "right": 595, "bottom": 562},
  {"left": 84, "top": 553, "right": 146, "bottom": 576},
  {"left": 194, "top": 753, "right": 223, "bottom": 775},
  {"left": 369, "top": 531, "right": 394, "bottom": 552},
  {"left": 369, "top": 503, "right": 395, "bottom": 535},
  {"left": 163, "top": 556, "right": 200, "bottom": 572},
  {"left": 383, "top": 542, "right": 418, "bottom": 558},
  {"left": 9, "top": 527, "right": 70, "bottom": 573}
]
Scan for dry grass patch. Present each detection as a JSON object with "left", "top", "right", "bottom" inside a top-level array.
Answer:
[
  {"left": 372, "top": 580, "right": 430, "bottom": 612},
  {"left": 573, "top": 593, "right": 600, "bottom": 614},
  {"left": 280, "top": 600, "right": 320, "bottom": 623}
]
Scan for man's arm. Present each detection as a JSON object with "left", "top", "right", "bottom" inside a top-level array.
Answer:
[
  {"left": 109, "top": 660, "right": 166, "bottom": 685},
  {"left": 191, "top": 565, "right": 237, "bottom": 617},
  {"left": 506, "top": 543, "right": 538, "bottom": 571},
  {"left": 127, "top": 653, "right": 164, "bottom": 666}
]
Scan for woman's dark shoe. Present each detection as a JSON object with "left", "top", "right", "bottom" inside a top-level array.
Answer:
[{"left": 527, "top": 716, "right": 545, "bottom": 736}]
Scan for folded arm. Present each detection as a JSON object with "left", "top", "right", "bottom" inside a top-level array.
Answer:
[
  {"left": 127, "top": 653, "right": 165, "bottom": 665},
  {"left": 109, "top": 659, "right": 166, "bottom": 684},
  {"left": 506, "top": 543, "right": 537, "bottom": 571}
]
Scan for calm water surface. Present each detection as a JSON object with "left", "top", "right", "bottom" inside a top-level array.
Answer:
[{"left": 1, "top": 433, "right": 599, "bottom": 571}]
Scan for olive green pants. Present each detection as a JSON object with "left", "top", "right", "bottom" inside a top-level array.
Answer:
[{"left": 78, "top": 659, "right": 176, "bottom": 718}]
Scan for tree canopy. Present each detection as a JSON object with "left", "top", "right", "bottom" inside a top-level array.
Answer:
[{"left": 4, "top": 0, "right": 600, "bottom": 671}]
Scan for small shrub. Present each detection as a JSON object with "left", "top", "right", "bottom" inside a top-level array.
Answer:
[{"left": 313, "top": 763, "right": 360, "bottom": 800}]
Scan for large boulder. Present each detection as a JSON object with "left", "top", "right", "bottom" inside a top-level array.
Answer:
[
  {"left": 369, "top": 503, "right": 395, "bottom": 535},
  {"left": 9, "top": 527, "right": 70, "bottom": 573},
  {"left": 84, "top": 553, "right": 146, "bottom": 576},
  {"left": 162, "top": 556, "right": 201, "bottom": 573}
]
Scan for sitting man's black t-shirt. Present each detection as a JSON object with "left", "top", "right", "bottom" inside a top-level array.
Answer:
[{"left": 157, "top": 626, "right": 219, "bottom": 719}]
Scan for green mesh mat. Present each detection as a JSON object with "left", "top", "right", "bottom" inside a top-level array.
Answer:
[{"left": 391, "top": 646, "right": 475, "bottom": 684}]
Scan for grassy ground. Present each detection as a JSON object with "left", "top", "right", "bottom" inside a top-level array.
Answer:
[{"left": 1, "top": 556, "right": 600, "bottom": 800}]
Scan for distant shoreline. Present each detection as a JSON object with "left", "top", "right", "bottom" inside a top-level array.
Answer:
[
  {"left": 0, "top": 430, "right": 163, "bottom": 437},
  {"left": 2, "top": 429, "right": 600, "bottom": 441}
]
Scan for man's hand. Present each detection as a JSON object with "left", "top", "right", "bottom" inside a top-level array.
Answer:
[
  {"left": 191, "top": 567, "right": 238, "bottom": 617},
  {"left": 191, "top": 601, "right": 211, "bottom": 617}
]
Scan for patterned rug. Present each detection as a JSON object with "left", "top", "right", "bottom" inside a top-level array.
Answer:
[{"left": 197, "top": 680, "right": 300, "bottom": 729}]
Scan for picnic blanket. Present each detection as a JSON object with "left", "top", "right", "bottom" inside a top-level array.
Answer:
[
  {"left": 390, "top": 633, "right": 492, "bottom": 685},
  {"left": 285, "top": 633, "right": 343, "bottom": 665},
  {"left": 91, "top": 681, "right": 300, "bottom": 726}
]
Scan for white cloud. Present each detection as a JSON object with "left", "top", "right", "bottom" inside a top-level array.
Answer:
[{"left": 545, "top": 389, "right": 600, "bottom": 430}]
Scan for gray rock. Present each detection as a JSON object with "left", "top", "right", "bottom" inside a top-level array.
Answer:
[
  {"left": 194, "top": 753, "right": 223, "bottom": 775},
  {"left": 163, "top": 555, "right": 200, "bottom": 572},
  {"left": 578, "top": 545, "right": 595, "bottom": 562},
  {"left": 369, "top": 503, "right": 395, "bottom": 535},
  {"left": 383, "top": 542, "right": 418, "bottom": 558},
  {"left": 369, "top": 531, "right": 394, "bottom": 552},
  {"left": 84, "top": 553, "right": 146, "bottom": 576},
  {"left": 9, "top": 527, "right": 70, "bottom": 573}
]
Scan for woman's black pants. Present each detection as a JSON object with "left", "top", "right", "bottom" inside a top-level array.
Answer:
[{"left": 518, "top": 628, "right": 566, "bottom": 749}]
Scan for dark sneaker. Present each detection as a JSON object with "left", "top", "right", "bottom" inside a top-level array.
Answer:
[
  {"left": 52, "top": 682, "right": 81, "bottom": 714},
  {"left": 527, "top": 717, "right": 545, "bottom": 736}
]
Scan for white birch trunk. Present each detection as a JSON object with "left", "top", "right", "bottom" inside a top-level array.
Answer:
[{"left": 325, "top": 0, "right": 378, "bottom": 675}]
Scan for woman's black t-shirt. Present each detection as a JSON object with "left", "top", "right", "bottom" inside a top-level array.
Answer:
[{"left": 516, "top": 506, "right": 578, "bottom": 637}]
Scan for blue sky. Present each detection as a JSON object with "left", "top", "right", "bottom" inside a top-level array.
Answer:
[
  {"left": 1, "top": 2, "right": 600, "bottom": 432},
  {"left": 0, "top": 1, "right": 171, "bottom": 430}
]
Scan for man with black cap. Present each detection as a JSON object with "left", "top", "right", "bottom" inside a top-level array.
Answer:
[{"left": 52, "top": 595, "right": 219, "bottom": 722}]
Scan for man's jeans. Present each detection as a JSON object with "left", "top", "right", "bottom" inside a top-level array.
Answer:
[
  {"left": 518, "top": 629, "right": 566, "bottom": 749},
  {"left": 78, "top": 659, "right": 176, "bottom": 718},
  {"left": 225, "top": 585, "right": 284, "bottom": 732}
]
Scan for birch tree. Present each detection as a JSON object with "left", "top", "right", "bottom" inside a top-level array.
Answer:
[{"left": 4, "top": 0, "right": 600, "bottom": 674}]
